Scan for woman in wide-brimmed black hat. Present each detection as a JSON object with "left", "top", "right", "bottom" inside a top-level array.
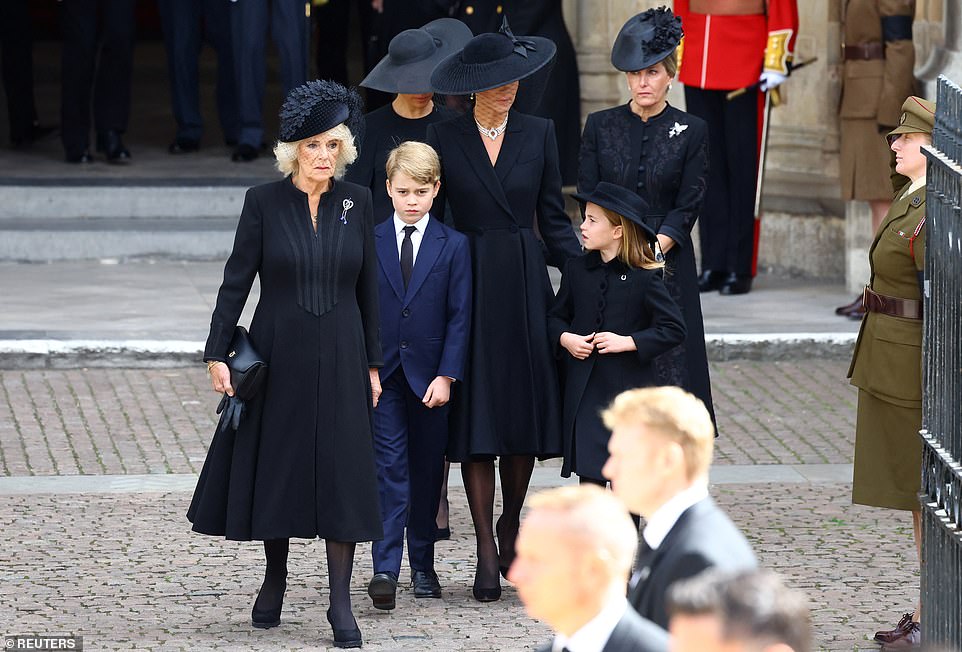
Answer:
[
  {"left": 579, "top": 6, "right": 716, "bottom": 429},
  {"left": 188, "top": 79, "right": 381, "bottom": 649},
  {"left": 346, "top": 18, "right": 473, "bottom": 224},
  {"left": 426, "top": 18, "right": 582, "bottom": 603}
]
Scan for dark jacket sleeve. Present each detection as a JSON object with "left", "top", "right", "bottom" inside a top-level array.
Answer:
[
  {"left": 437, "top": 233, "right": 472, "bottom": 381},
  {"left": 204, "top": 187, "right": 263, "bottom": 362},
  {"left": 537, "top": 119, "right": 582, "bottom": 268},
  {"left": 356, "top": 188, "right": 383, "bottom": 367},
  {"left": 630, "top": 272, "right": 687, "bottom": 364},
  {"left": 547, "top": 258, "right": 576, "bottom": 357},
  {"left": 577, "top": 112, "right": 599, "bottom": 194},
  {"left": 659, "top": 119, "right": 708, "bottom": 250}
]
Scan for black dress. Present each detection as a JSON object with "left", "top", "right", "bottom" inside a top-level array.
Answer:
[
  {"left": 345, "top": 102, "right": 455, "bottom": 224},
  {"left": 426, "top": 110, "right": 581, "bottom": 461},
  {"left": 579, "top": 103, "right": 715, "bottom": 423},
  {"left": 548, "top": 252, "right": 686, "bottom": 479},
  {"left": 188, "top": 177, "right": 384, "bottom": 543}
]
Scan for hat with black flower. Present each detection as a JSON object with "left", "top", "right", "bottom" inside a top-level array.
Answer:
[
  {"left": 277, "top": 79, "right": 365, "bottom": 145},
  {"left": 610, "top": 6, "right": 683, "bottom": 72}
]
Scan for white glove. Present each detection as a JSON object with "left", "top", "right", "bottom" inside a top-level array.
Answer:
[{"left": 758, "top": 71, "right": 787, "bottom": 92}]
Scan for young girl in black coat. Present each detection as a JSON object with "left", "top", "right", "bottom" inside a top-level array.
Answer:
[{"left": 548, "top": 181, "right": 687, "bottom": 484}]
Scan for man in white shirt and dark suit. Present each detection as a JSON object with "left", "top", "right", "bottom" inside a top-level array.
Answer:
[
  {"left": 601, "top": 386, "right": 757, "bottom": 629},
  {"left": 509, "top": 485, "right": 669, "bottom": 652}
]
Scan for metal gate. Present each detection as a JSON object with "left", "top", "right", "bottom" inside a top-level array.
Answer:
[{"left": 920, "top": 75, "right": 962, "bottom": 649}]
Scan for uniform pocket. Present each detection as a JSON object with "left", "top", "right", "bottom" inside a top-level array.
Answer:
[
  {"left": 840, "top": 60, "right": 884, "bottom": 119},
  {"left": 859, "top": 315, "right": 922, "bottom": 402}
]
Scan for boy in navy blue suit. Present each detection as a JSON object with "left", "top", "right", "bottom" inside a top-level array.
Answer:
[{"left": 367, "top": 141, "right": 472, "bottom": 610}]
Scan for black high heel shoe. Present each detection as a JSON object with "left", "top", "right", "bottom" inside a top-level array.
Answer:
[
  {"left": 251, "top": 579, "right": 286, "bottom": 629},
  {"left": 472, "top": 581, "right": 502, "bottom": 602},
  {"left": 326, "top": 607, "right": 362, "bottom": 648}
]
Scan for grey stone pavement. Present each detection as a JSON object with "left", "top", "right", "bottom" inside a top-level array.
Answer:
[{"left": 1, "top": 260, "right": 916, "bottom": 651}]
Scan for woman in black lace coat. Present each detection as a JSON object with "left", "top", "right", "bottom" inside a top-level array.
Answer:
[{"left": 579, "top": 8, "right": 714, "bottom": 422}]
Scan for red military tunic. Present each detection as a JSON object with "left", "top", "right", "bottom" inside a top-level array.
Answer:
[{"left": 675, "top": 0, "right": 799, "bottom": 90}]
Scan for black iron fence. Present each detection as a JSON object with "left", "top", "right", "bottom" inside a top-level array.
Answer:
[{"left": 920, "top": 75, "right": 962, "bottom": 649}]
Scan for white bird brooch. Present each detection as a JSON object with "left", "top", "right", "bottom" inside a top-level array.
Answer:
[{"left": 668, "top": 122, "right": 689, "bottom": 138}]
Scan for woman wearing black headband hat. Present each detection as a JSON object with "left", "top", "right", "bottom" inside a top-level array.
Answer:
[
  {"left": 579, "top": 6, "right": 716, "bottom": 427},
  {"left": 188, "top": 80, "right": 381, "bottom": 648},
  {"left": 427, "top": 20, "right": 582, "bottom": 602}
]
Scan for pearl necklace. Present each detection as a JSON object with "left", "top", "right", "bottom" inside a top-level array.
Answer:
[{"left": 475, "top": 114, "right": 508, "bottom": 140}]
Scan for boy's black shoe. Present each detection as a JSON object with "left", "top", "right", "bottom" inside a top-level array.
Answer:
[
  {"left": 367, "top": 572, "right": 397, "bottom": 610},
  {"left": 411, "top": 569, "right": 441, "bottom": 598}
]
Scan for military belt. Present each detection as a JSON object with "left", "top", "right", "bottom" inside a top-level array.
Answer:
[
  {"left": 843, "top": 42, "right": 885, "bottom": 61},
  {"left": 863, "top": 286, "right": 923, "bottom": 320}
]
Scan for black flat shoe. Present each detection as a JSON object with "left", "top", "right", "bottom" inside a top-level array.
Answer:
[
  {"left": 472, "top": 582, "right": 501, "bottom": 602},
  {"left": 435, "top": 526, "right": 451, "bottom": 541},
  {"left": 326, "top": 607, "right": 362, "bottom": 648},
  {"left": 412, "top": 569, "right": 442, "bottom": 598},
  {"left": 96, "top": 130, "right": 131, "bottom": 164},
  {"left": 251, "top": 579, "right": 286, "bottom": 629},
  {"left": 367, "top": 571, "right": 397, "bottom": 610},
  {"left": 697, "top": 269, "right": 727, "bottom": 292},
  {"left": 718, "top": 273, "right": 753, "bottom": 296}
]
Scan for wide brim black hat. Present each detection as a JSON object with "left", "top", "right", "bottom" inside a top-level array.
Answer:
[
  {"left": 572, "top": 182, "right": 656, "bottom": 241},
  {"left": 278, "top": 80, "right": 365, "bottom": 146},
  {"left": 611, "top": 6, "right": 683, "bottom": 72},
  {"left": 361, "top": 18, "right": 473, "bottom": 94},
  {"left": 431, "top": 18, "right": 557, "bottom": 95}
]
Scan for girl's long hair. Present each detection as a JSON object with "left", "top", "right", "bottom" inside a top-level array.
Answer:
[{"left": 598, "top": 206, "right": 664, "bottom": 270}]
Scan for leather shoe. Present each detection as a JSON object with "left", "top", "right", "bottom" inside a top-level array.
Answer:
[
  {"left": 435, "top": 526, "right": 451, "bottom": 541},
  {"left": 326, "top": 607, "right": 362, "bottom": 648},
  {"left": 719, "top": 273, "right": 753, "bottom": 295},
  {"left": 697, "top": 269, "right": 727, "bottom": 293},
  {"left": 882, "top": 620, "right": 920, "bottom": 649},
  {"left": 232, "top": 143, "right": 259, "bottom": 162},
  {"left": 96, "top": 131, "right": 131, "bottom": 163},
  {"left": 875, "top": 613, "right": 914, "bottom": 644},
  {"left": 168, "top": 139, "right": 200, "bottom": 154},
  {"left": 251, "top": 578, "right": 286, "bottom": 629},
  {"left": 411, "top": 569, "right": 442, "bottom": 598},
  {"left": 367, "top": 571, "right": 397, "bottom": 610},
  {"left": 65, "top": 149, "right": 93, "bottom": 164},
  {"left": 835, "top": 293, "right": 864, "bottom": 317}
]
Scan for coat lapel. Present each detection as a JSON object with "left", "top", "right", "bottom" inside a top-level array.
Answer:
[
  {"left": 453, "top": 112, "right": 514, "bottom": 218},
  {"left": 404, "top": 217, "right": 446, "bottom": 304},
  {"left": 375, "top": 220, "right": 405, "bottom": 301},
  {"left": 494, "top": 113, "right": 525, "bottom": 187}
]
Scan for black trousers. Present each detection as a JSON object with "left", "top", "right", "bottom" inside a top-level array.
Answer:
[
  {"left": 157, "top": 0, "right": 238, "bottom": 144},
  {"left": 685, "top": 86, "right": 760, "bottom": 276},
  {"left": 59, "top": 0, "right": 136, "bottom": 156},
  {"left": 0, "top": 0, "right": 37, "bottom": 142}
]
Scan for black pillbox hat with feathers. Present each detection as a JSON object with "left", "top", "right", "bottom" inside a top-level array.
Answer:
[
  {"left": 278, "top": 79, "right": 365, "bottom": 146},
  {"left": 611, "top": 6, "right": 683, "bottom": 72}
]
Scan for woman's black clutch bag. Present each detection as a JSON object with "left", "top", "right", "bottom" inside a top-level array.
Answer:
[{"left": 225, "top": 326, "right": 267, "bottom": 401}]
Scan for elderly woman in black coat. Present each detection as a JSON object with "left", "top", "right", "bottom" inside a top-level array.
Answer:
[
  {"left": 188, "top": 80, "right": 381, "bottom": 649},
  {"left": 579, "top": 7, "right": 715, "bottom": 424},
  {"left": 427, "top": 23, "right": 582, "bottom": 602}
]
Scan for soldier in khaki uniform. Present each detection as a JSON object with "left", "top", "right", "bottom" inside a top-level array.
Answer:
[
  {"left": 848, "top": 95, "right": 934, "bottom": 650},
  {"left": 836, "top": 0, "right": 916, "bottom": 317}
]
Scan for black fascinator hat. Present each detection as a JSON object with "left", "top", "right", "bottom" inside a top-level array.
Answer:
[
  {"left": 278, "top": 80, "right": 365, "bottom": 146},
  {"left": 611, "top": 6, "right": 683, "bottom": 72},
  {"left": 431, "top": 16, "right": 556, "bottom": 95},
  {"left": 572, "top": 182, "right": 657, "bottom": 243}
]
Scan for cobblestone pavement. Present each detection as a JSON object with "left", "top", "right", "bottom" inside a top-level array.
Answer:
[
  {"left": 1, "top": 358, "right": 905, "bottom": 652},
  {"left": 0, "top": 360, "right": 857, "bottom": 477}
]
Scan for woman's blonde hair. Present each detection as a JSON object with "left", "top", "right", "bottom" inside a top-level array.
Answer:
[
  {"left": 661, "top": 48, "right": 679, "bottom": 78},
  {"left": 273, "top": 122, "right": 358, "bottom": 178},
  {"left": 598, "top": 206, "right": 663, "bottom": 270}
]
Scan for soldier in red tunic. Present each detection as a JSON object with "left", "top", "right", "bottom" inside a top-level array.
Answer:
[{"left": 675, "top": 0, "right": 798, "bottom": 295}]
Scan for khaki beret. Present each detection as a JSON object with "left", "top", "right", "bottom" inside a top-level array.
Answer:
[{"left": 888, "top": 96, "right": 936, "bottom": 138}]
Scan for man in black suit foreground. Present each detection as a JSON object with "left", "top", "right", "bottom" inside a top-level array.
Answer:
[
  {"left": 601, "top": 386, "right": 757, "bottom": 628},
  {"left": 667, "top": 569, "right": 812, "bottom": 652},
  {"left": 509, "top": 485, "right": 668, "bottom": 652}
]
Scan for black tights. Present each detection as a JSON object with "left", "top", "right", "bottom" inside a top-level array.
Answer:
[
  {"left": 254, "top": 538, "right": 357, "bottom": 629},
  {"left": 461, "top": 455, "right": 534, "bottom": 588}
]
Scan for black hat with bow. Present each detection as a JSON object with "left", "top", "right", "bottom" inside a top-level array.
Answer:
[
  {"left": 430, "top": 17, "right": 557, "bottom": 95},
  {"left": 277, "top": 79, "right": 365, "bottom": 145},
  {"left": 611, "top": 6, "right": 683, "bottom": 72}
]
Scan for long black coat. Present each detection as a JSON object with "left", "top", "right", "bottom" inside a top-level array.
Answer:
[
  {"left": 188, "top": 177, "right": 384, "bottom": 542},
  {"left": 426, "top": 110, "right": 581, "bottom": 460},
  {"left": 579, "top": 103, "right": 715, "bottom": 423},
  {"left": 548, "top": 252, "right": 686, "bottom": 480}
]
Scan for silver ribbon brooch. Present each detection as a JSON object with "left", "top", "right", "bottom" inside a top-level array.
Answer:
[{"left": 340, "top": 198, "right": 354, "bottom": 224}]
